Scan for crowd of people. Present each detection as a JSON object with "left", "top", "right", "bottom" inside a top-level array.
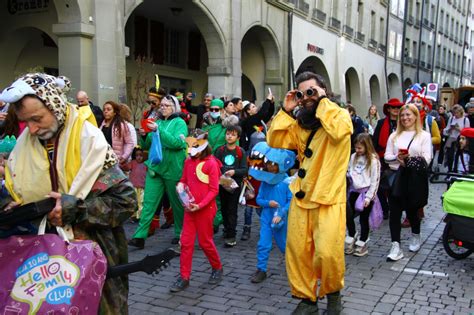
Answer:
[{"left": 0, "top": 71, "right": 473, "bottom": 314}]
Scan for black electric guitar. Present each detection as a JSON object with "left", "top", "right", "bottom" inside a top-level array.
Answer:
[{"left": 107, "top": 248, "right": 180, "bottom": 279}]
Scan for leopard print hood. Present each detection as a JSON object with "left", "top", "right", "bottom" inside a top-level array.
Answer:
[{"left": 0, "top": 73, "right": 69, "bottom": 126}]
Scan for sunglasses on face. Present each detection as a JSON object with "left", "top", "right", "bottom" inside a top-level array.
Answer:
[
  {"left": 296, "top": 88, "right": 317, "bottom": 99},
  {"left": 146, "top": 100, "right": 157, "bottom": 105},
  {"left": 388, "top": 106, "right": 400, "bottom": 109},
  {"left": 209, "top": 108, "right": 220, "bottom": 112}
]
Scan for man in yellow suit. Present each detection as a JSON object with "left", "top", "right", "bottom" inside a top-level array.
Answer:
[{"left": 267, "top": 72, "right": 353, "bottom": 314}]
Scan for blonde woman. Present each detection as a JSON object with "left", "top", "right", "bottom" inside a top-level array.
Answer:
[
  {"left": 384, "top": 104, "right": 432, "bottom": 261},
  {"left": 365, "top": 104, "right": 380, "bottom": 132}
]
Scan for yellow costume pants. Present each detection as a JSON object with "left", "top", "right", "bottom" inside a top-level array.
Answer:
[{"left": 286, "top": 200, "right": 346, "bottom": 300}]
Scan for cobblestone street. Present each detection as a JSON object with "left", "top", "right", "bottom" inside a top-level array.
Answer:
[{"left": 126, "top": 182, "right": 474, "bottom": 314}]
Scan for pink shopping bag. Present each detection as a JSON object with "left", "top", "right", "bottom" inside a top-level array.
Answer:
[{"left": 0, "top": 218, "right": 107, "bottom": 314}]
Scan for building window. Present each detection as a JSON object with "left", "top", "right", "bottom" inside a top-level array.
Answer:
[
  {"left": 455, "top": 22, "right": 459, "bottom": 40},
  {"left": 164, "top": 28, "right": 181, "bottom": 66},
  {"left": 389, "top": 30, "right": 396, "bottom": 58},
  {"left": 405, "top": 38, "right": 411, "bottom": 58},
  {"left": 390, "top": 0, "right": 398, "bottom": 15},
  {"left": 440, "top": 10, "right": 444, "bottom": 32},
  {"left": 421, "top": 42, "right": 426, "bottom": 63},
  {"left": 396, "top": 34, "right": 403, "bottom": 60},
  {"left": 379, "top": 17, "right": 385, "bottom": 44},
  {"left": 408, "top": 0, "right": 414, "bottom": 17},
  {"left": 436, "top": 45, "right": 441, "bottom": 65},
  {"left": 430, "top": 4, "right": 435, "bottom": 23},
  {"left": 357, "top": 1, "right": 364, "bottom": 32},
  {"left": 134, "top": 15, "right": 148, "bottom": 59},
  {"left": 398, "top": 0, "right": 405, "bottom": 18},
  {"left": 427, "top": 45, "right": 432, "bottom": 64},
  {"left": 316, "top": 0, "right": 324, "bottom": 10},
  {"left": 415, "top": 1, "right": 420, "bottom": 21},
  {"left": 370, "top": 11, "right": 376, "bottom": 40},
  {"left": 345, "top": 0, "right": 352, "bottom": 27},
  {"left": 423, "top": 0, "right": 429, "bottom": 20},
  {"left": 412, "top": 40, "right": 417, "bottom": 61},
  {"left": 390, "top": 0, "right": 405, "bottom": 18},
  {"left": 331, "top": 0, "right": 339, "bottom": 19},
  {"left": 442, "top": 47, "right": 447, "bottom": 67},
  {"left": 448, "top": 51, "right": 451, "bottom": 71},
  {"left": 451, "top": 17, "right": 454, "bottom": 37}
]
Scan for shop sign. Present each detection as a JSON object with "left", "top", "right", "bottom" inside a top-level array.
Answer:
[
  {"left": 7, "top": 0, "right": 50, "bottom": 15},
  {"left": 307, "top": 43, "right": 324, "bottom": 55}
]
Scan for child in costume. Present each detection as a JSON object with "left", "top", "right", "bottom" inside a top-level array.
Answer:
[
  {"left": 345, "top": 133, "right": 382, "bottom": 257},
  {"left": 214, "top": 125, "right": 248, "bottom": 247},
  {"left": 248, "top": 142, "right": 295, "bottom": 283},
  {"left": 123, "top": 146, "right": 147, "bottom": 221},
  {"left": 170, "top": 130, "right": 223, "bottom": 292},
  {"left": 453, "top": 128, "right": 474, "bottom": 174}
]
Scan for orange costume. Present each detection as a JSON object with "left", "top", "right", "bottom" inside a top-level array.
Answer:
[{"left": 267, "top": 98, "right": 352, "bottom": 300}]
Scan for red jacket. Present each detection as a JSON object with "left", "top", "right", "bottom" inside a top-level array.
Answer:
[{"left": 180, "top": 155, "right": 222, "bottom": 210}]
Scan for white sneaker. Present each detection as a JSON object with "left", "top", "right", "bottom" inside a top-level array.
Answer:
[
  {"left": 344, "top": 232, "right": 358, "bottom": 255},
  {"left": 354, "top": 240, "right": 368, "bottom": 257},
  {"left": 409, "top": 233, "right": 421, "bottom": 252},
  {"left": 387, "top": 241, "right": 404, "bottom": 261}
]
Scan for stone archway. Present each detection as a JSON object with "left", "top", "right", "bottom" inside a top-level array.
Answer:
[
  {"left": 295, "top": 56, "right": 332, "bottom": 91},
  {"left": 388, "top": 73, "right": 402, "bottom": 100},
  {"left": 369, "top": 75, "right": 381, "bottom": 107},
  {"left": 242, "top": 74, "right": 257, "bottom": 102},
  {"left": 241, "top": 25, "right": 282, "bottom": 104},
  {"left": 124, "top": 0, "right": 226, "bottom": 102},
  {"left": 403, "top": 78, "right": 413, "bottom": 94},
  {"left": 53, "top": 0, "right": 82, "bottom": 23},
  {"left": 0, "top": 27, "right": 58, "bottom": 88},
  {"left": 345, "top": 67, "right": 362, "bottom": 112}
]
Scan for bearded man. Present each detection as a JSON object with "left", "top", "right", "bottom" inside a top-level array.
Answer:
[
  {"left": 267, "top": 71, "right": 352, "bottom": 314},
  {"left": 0, "top": 73, "right": 136, "bottom": 314}
]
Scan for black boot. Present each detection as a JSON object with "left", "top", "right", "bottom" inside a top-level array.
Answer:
[
  {"left": 250, "top": 270, "right": 267, "bottom": 283},
  {"left": 292, "top": 299, "right": 318, "bottom": 315},
  {"left": 128, "top": 238, "right": 145, "bottom": 249},
  {"left": 241, "top": 225, "right": 251, "bottom": 241},
  {"left": 327, "top": 291, "right": 342, "bottom": 315}
]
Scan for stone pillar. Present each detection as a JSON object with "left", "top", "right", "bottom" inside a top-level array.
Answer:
[
  {"left": 52, "top": 23, "right": 95, "bottom": 101},
  {"left": 229, "top": 0, "right": 242, "bottom": 98},
  {"left": 207, "top": 65, "right": 232, "bottom": 99},
  {"left": 92, "top": 0, "right": 127, "bottom": 107}
]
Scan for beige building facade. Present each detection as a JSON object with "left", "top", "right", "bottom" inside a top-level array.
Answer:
[{"left": 0, "top": 0, "right": 471, "bottom": 118}]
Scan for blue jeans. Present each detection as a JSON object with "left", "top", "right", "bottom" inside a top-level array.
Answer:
[{"left": 244, "top": 206, "right": 261, "bottom": 226}]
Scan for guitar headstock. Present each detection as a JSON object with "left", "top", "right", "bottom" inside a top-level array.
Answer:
[{"left": 140, "top": 248, "right": 180, "bottom": 275}]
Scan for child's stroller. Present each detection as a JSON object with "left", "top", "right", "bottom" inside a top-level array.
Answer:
[{"left": 431, "top": 173, "right": 474, "bottom": 259}]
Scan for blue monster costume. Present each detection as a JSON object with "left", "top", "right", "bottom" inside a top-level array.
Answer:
[{"left": 249, "top": 142, "right": 296, "bottom": 272}]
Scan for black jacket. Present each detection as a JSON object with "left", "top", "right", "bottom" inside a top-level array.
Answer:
[
  {"left": 89, "top": 101, "right": 104, "bottom": 127},
  {"left": 239, "top": 99, "right": 275, "bottom": 151},
  {"left": 185, "top": 100, "right": 208, "bottom": 129}
]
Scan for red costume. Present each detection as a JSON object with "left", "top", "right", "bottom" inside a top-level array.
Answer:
[{"left": 179, "top": 155, "right": 223, "bottom": 279}]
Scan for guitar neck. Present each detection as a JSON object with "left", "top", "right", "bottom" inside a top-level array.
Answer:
[{"left": 107, "top": 261, "right": 143, "bottom": 279}]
